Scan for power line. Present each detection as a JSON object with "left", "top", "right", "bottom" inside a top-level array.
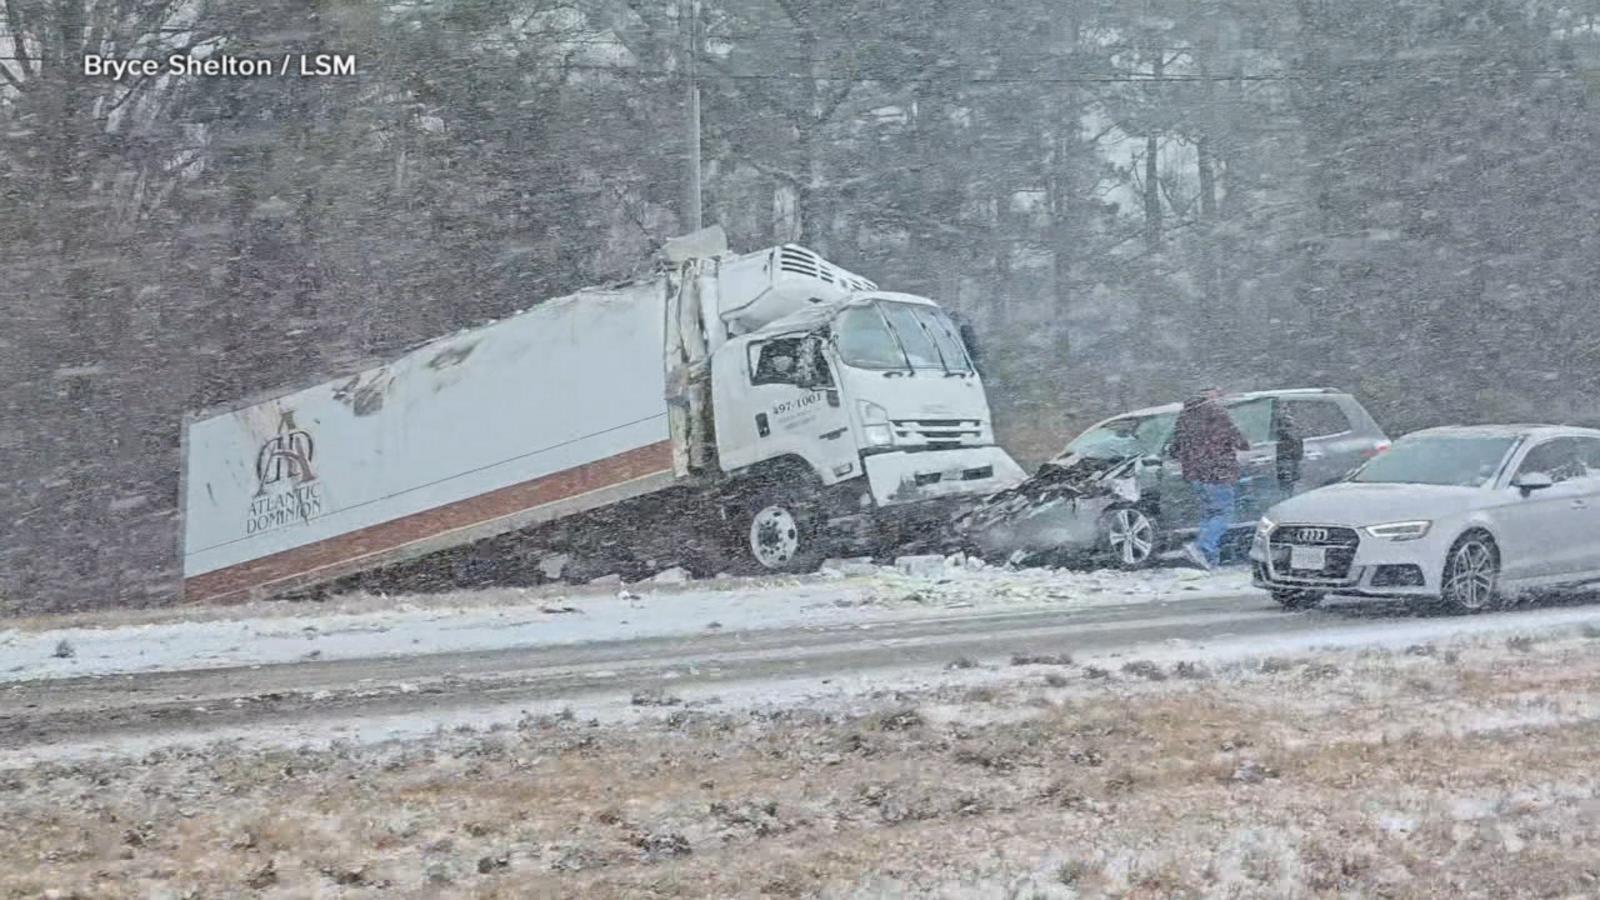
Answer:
[{"left": 554, "top": 63, "right": 1590, "bottom": 85}]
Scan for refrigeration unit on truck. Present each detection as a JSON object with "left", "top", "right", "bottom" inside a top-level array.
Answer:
[{"left": 180, "top": 228, "right": 1025, "bottom": 603}]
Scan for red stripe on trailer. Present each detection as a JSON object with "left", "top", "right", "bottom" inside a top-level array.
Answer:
[{"left": 184, "top": 440, "right": 676, "bottom": 604}]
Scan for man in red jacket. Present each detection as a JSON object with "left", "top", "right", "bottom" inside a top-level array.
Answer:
[{"left": 1170, "top": 387, "right": 1250, "bottom": 569}]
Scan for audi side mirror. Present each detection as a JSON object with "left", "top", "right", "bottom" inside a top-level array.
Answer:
[{"left": 1513, "top": 472, "right": 1554, "bottom": 496}]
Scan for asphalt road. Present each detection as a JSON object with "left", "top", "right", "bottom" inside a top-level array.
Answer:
[{"left": 4, "top": 589, "right": 1596, "bottom": 758}]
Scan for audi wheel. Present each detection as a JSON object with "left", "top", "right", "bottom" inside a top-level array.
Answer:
[{"left": 1440, "top": 531, "right": 1500, "bottom": 614}]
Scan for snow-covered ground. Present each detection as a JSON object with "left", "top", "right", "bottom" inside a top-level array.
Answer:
[
  {"left": 0, "top": 560, "right": 1252, "bottom": 684},
  {"left": 10, "top": 614, "right": 1600, "bottom": 897}
]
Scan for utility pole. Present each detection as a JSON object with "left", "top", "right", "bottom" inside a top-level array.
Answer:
[{"left": 681, "top": 0, "right": 703, "bottom": 232}]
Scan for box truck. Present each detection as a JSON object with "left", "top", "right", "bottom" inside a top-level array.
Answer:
[{"left": 180, "top": 230, "right": 1024, "bottom": 602}]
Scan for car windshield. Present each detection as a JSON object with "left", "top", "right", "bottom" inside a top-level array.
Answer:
[
  {"left": 1063, "top": 413, "right": 1176, "bottom": 460},
  {"left": 835, "top": 300, "right": 972, "bottom": 372},
  {"left": 1350, "top": 435, "right": 1518, "bottom": 487}
]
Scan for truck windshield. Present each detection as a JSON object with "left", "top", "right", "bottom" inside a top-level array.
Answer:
[{"left": 835, "top": 300, "right": 972, "bottom": 373}]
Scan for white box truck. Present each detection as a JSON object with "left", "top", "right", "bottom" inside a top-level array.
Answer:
[{"left": 180, "top": 230, "right": 1024, "bottom": 603}]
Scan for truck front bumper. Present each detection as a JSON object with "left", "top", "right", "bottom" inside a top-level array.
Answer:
[{"left": 863, "top": 446, "right": 1026, "bottom": 507}]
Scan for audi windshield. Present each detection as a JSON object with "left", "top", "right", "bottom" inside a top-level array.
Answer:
[{"left": 1350, "top": 435, "right": 1518, "bottom": 488}]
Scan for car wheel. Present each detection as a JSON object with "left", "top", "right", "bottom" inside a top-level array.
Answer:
[
  {"left": 1102, "top": 505, "right": 1159, "bottom": 569},
  {"left": 1440, "top": 531, "right": 1500, "bottom": 614},
  {"left": 736, "top": 488, "right": 824, "bottom": 575},
  {"left": 1271, "top": 589, "right": 1324, "bottom": 610}
]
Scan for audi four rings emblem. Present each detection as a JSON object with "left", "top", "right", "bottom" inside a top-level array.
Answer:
[{"left": 1297, "top": 527, "right": 1330, "bottom": 543}]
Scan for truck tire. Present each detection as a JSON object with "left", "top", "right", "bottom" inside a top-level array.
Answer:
[{"left": 736, "top": 487, "right": 825, "bottom": 574}]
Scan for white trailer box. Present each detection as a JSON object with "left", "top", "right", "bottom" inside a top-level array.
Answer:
[{"left": 181, "top": 282, "right": 676, "bottom": 602}]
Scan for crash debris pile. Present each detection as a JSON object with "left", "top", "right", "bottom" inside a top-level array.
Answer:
[{"left": 820, "top": 553, "right": 1242, "bottom": 610}]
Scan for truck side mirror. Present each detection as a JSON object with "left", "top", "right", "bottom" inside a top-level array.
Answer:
[{"left": 957, "top": 322, "right": 984, "bottom": 373}]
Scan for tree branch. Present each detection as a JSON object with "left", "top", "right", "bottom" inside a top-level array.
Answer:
[
  {"left": 701, "top": 54, "right": 807, "bottom": 127},
  {"left": 813, "top": 77, "right": 854, "bottom": 124},
  {"left": 744, "top": 156, "right": 802, "bottom": 185},
  {"left": 3, "top": 0, "right": 34, "bottom": 78},
  {"left": 0, "top": 58, "right": 26, "bottom": 92},
  {"left": 771, "top": 0, "right": 808, "bottom": 29}
]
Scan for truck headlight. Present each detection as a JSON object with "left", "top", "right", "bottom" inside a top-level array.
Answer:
[
  {"left": 857, "top": 400, "right": 889, "bottom": 424},
  {"left": 858, "top": 401, "right": 892, "bottom": 446},
  {"left": 1365, "top": 520, "right": 1431, "bottom": 541}
]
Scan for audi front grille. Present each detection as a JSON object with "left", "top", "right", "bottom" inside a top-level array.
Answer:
[{"left": 1267, "top": 524, "right": 1361, "bottom": 585}]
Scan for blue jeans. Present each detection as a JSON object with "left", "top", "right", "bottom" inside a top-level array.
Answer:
[{"left": 1192, "top": 481, "right": 1237, "bottom": 565}]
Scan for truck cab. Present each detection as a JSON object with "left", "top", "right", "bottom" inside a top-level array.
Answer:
[{"left": 691, "top": 246, "right": 1023, "bottom": 570}]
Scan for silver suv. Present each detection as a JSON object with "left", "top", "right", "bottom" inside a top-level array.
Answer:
[{"left": 961, "top": 388, "right": 1391, "bottom": 568}]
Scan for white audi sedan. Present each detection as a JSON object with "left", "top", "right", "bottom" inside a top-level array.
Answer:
[{"left": 1251, "top": 425, "right": 1600, "bottom": 613}]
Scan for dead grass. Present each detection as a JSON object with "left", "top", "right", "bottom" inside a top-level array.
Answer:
[{"left": 7, "top": 640, "right": 1600, "bottom": 898}]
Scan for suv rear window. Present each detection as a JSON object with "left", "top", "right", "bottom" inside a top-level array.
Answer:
[
  {"left": 1281, "top": 399, "right": 1353, "bottom": 438},
  {"left": 1224, "top": 399, "right": 1274, "bottom": 444}
]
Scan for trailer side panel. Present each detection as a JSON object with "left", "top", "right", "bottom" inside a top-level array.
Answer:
[{"left": 181, "top": 282, "right": 673, "bottom": 602}]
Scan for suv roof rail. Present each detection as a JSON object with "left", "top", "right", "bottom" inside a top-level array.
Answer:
[{"left": 1239, "top": 387, "right": 1342, "bottom": 398}]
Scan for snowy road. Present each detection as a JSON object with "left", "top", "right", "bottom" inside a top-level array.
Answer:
[{"left": 7, "top": 571, "right": 1600, "bottom": 766}]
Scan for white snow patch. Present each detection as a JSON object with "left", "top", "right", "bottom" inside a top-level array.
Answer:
[{"left": 0, "top": 566, "right": 1253, "bottom": 684}]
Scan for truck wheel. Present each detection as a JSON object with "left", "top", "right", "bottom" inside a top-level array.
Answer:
[
  {"left": 738, "top": 488, "right": 824, "bottom": 574},
  {"left": 1101, "top": 505, "right": 1159, "bottom": 569}
]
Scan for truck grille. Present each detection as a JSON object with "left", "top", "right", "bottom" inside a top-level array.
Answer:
[
  {"left": 913, "top": 465, "right": 994, "bottom": 487},
  {"left": 1267, "top": 525, "right": 1360, "bottom": 585},
  {"left": 893, "top": 419, "right": 983, "bottom": 447}
]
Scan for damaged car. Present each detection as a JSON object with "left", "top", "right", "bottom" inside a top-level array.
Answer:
[{"left": 958, "top": 389, "right": 1389, "bottom": 568}]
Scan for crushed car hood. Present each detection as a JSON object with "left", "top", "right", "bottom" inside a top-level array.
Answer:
[{"left": 956, "top": 454, "right": 1140, "bottom": 534}]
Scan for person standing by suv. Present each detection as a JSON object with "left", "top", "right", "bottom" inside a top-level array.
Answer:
[
  {"left": 1171, "top": 387, "right": 1250, "bottom": 569},
  {"left": 1273, "top": 405, "right": 1304, "bottom": 499}
]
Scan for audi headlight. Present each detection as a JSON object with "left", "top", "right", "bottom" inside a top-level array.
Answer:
[
  {"left": 1251, "top": 517, "right": 1273, "bottom": 558},
  {"left": 1365, "top": 520, "right": 1431, "bottom": 541}
]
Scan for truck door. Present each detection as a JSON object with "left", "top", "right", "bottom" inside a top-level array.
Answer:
[{"left": 741, "top": 334, "right": 860, "bottom": 484}]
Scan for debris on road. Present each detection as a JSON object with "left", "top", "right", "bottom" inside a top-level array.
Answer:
[
  {"left": 538, "top": 554, "right": 572, "bottom": 581},
  {"left": 894, "top": 555, "right": 947, "bottom": 579},
  {"left": 647, "top": 567, "right": 691, "bottom": 585}
]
